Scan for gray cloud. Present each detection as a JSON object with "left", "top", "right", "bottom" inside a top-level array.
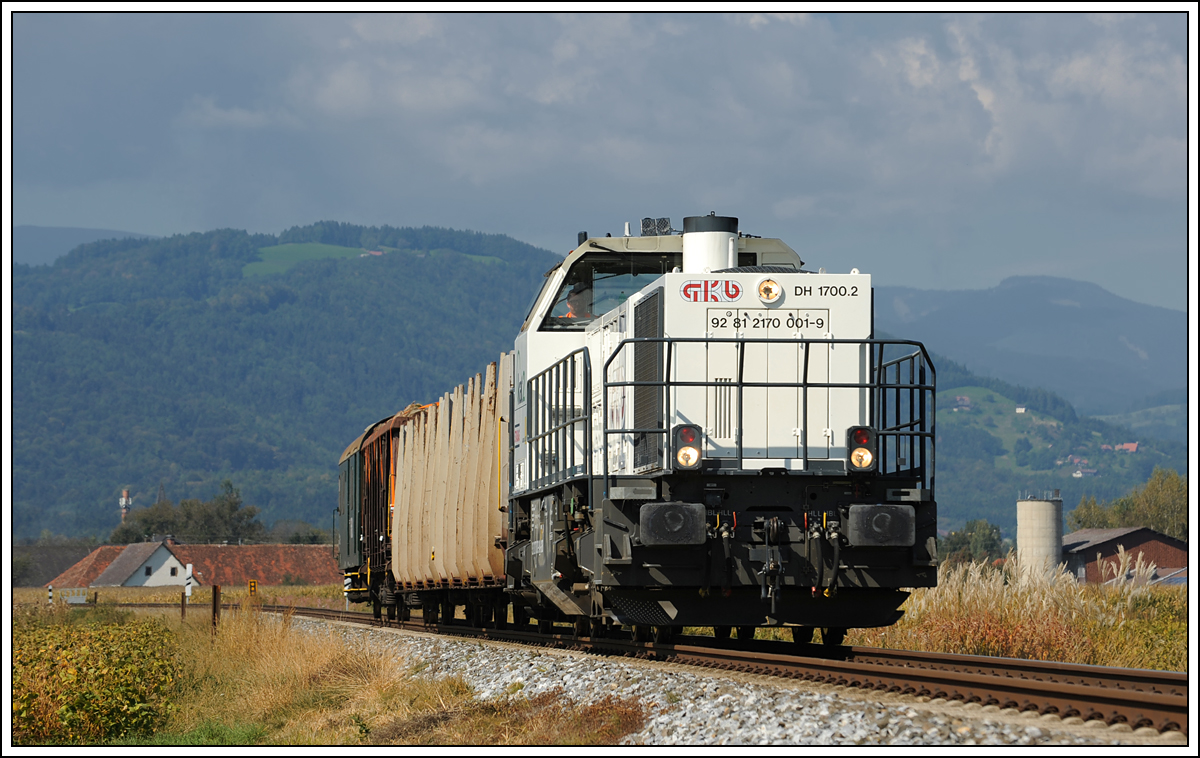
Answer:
[{"left": 12, "top": 12, "right": 1189, "bottom": 308}]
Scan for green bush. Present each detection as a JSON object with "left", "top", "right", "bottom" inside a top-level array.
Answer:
[{"left": 12, "top": 612, "right": 178, "bottom": 744}]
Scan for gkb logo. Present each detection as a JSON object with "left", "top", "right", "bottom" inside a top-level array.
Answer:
[{"left": 680, "top": 280, "right": 742, "bottom": 303}]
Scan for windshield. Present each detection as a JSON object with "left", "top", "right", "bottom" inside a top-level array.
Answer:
[{"left": 540, "top": 252, "right": 682, "bottom": 331}]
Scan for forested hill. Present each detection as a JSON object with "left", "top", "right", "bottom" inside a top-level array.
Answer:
[
  {"left": 12, "top": 223, "right": 561, "bottom": 539},
  {"left": 12, "top": 224, "right": 1185, "bottom": 541}
]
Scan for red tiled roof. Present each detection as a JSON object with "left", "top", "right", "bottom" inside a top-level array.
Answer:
[
  {"left": 169, "top": 544, "right": 341, "bottom": 586},
  {"left": 45, "top": 545, "right": 126, "bottom": 588}
]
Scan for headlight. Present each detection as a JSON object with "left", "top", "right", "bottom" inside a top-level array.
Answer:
[
  {"left": 849, "top": 447, "right": 874, "bottom": 469},
  {"left": 677, "top": 446, "right": 700, "bottom": 467},
  {"left": 846, "top": 426, "right": 878, "bottom": 472},
  {"left": 672, "top": 424, "right": 703, "bottom": 470},
  {"left": 757, "top": 278, "right": 782, "bottom": 304}
]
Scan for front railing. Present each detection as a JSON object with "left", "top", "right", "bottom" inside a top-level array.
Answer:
[
  {"left": 520, "top": 339, "right": 936, "bottom": 504},
  {"left": 600, "top": 337, "right": 936, "bottom": 496}
]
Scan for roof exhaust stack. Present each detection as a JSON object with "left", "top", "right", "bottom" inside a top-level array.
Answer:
[{"left": 682, "top": 213, "right": 738, "bottom": 273}]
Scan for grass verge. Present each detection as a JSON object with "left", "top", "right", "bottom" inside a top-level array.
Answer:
[
  {"left": 13, "top": 598, "right": 648, "bottom": 745},
  {"left": 686, "top": 552, "right": 1186, "bottom": 672},
  {"left": 163, "top": 606, "right": 646, "bottom": 744},
  {"left": 845, "top": 550, "right": 1187, "bottom": 671}
]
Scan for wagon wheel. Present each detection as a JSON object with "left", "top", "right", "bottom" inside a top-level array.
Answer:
[
  {"left": 821, "top": 627, "right": 847, "bottom": 646},
  {"left": 513, "top": 604, "right": 529, "bottom": 628},
  {"left": 736, "top": 626, "right": 756, "bottom": 641},
  {"left": 652, "top": 626, "right": 675, "bottom": 644},
  {"left": 371, "top": 593, "right": 382, "bottom": 620},
  {"left": 537, "top": 617, "right": 554, "bottom": 635},
  {"left": 712, "top": 625, "right": 732, "bottom": 641},
  {"left": 790, "top": 626, "right": 814, "bottom": 644},
  {"left": 573, "top": 617, "right": 590, "bottom": 638}
]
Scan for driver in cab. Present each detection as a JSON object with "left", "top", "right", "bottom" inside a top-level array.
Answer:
[{"left": 565, "top": 281, "right": 595, "bottom": 321}]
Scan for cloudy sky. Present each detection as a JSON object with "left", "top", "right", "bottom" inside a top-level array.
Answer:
[{"left": 9, "top": 11, "right": 1193, "bottom": 310}]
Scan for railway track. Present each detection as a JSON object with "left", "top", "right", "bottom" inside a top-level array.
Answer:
[{"left": 255, "top": 604, "right": 1186, "bottom": 737}]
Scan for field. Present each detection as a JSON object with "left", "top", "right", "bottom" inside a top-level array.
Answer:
[
  {"left": 936, "top": 385, "right": 1150, "bottom": 481},
  {"left": 17, "top": 551, "right": 1186, "bottom": 675},
  {"left": 13, "top": 557, "right": 1185, "bottom": 744},
  {"left": 242, "top": 242, "right": 365, "bottom": 277},
  {"left": 12, "top": 599, "right": 644, "bottom": 746},
  {"left": 13, "top": 583, "right": 347, "bottom": 609}
]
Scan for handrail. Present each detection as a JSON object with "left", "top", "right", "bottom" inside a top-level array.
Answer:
[
  {"left": 600, "top": 337, "right": 936, "bottom": 499},
  {"left": 524, "top": 347, "right": 592, "bottom": 497}
]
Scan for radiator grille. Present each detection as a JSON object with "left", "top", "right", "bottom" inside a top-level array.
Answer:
[
  {"left": 633, "top": 289, "right": 663, "bottom": 470},
  {"left": 713, "top": 378, "right": 733, "bottom": 438}
]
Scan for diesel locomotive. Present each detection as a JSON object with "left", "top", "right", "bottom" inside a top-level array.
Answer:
[{"left": 337, "top": 214, "right": 937, "bottom": 645}]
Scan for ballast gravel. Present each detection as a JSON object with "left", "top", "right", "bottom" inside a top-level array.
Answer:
[{"left": 292, "top": 618, "right": 1170, "bottom": 746}]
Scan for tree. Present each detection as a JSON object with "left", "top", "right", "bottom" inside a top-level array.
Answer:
[
  {"left": 938, "top": 427, "right": 1006, "bottom": 462},
  {"left": 1069, "top": 495, "right": 1109, "bottom": 530},
  {"left": 109, "top": 480, "right": 265, "bottom": 544},
  {"left": 267, "top": 519, "right": 332, "bottom": 544},
  {"left": 939, "top": 519, "right": 1004, "bottom": 565},
  {"left": 1068, "top": 467, "right": 1188, "bottom": 541},
  {"left": 12, "top": 554, "right": 34, "bottom": 586},
  {"left": 109, "top": 498, "right": 182, "bottom": 544},
  {"left": 177, "top": 480, "right": 266, "bottom": 544}
]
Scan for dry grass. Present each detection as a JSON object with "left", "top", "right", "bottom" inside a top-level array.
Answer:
[
  {"left": 369, "top": 689, "right": 646, "bottom": 745},
  {"left": 679, "top": 549, "right": 1186, "bottom": 670},
  {"left": 846, "top": 550, "right": 1188, "bottom": 672},
  {"left": 135, "top": 604, "right": 646, "bottom": 745}
]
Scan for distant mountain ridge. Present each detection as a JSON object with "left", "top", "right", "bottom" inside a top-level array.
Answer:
[
  {"left": 12, "top": 223, "right": 561, "bottom": 539},
  {"left": 10, "top": 226, "right": 1187, "bottom": 540},
  {"left": 14, "top": 225, "right": 157, "bottom": 266},
  {"left": 874, "top": 276, "right": 1186, "bottom": 418}
]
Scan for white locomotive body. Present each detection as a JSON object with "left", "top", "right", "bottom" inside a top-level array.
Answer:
[{"left": 503, "top": 215, "right": 937, "bottom": 639}]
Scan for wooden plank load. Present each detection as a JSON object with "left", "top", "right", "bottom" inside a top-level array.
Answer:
[{"left": 392, "top": 355, "right": 512, "bottom": 589}]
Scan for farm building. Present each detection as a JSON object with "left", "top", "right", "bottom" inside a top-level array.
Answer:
[
  {"left": 170, "top": 544, "right": 342, "bottom": 587},
  {"left": 1061, "top": 527, "right": 1187, "bottom": 585},
  {"left": 46, "top": 541, "right": 340, "bottom": 589},
  {"left": 42, "top": 545, "right": 125, "bottom": 589},
  {"left": 91, "top": 541, "right": 188, "bottom": 587}
]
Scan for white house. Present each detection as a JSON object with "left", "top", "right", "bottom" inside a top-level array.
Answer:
[{"left": 90, "top": 541, "right": 187, "bottom": 587}]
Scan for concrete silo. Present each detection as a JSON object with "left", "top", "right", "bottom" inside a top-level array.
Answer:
[{"left": 1016, "top": 490, "right": 1063, "bottom": 576}]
